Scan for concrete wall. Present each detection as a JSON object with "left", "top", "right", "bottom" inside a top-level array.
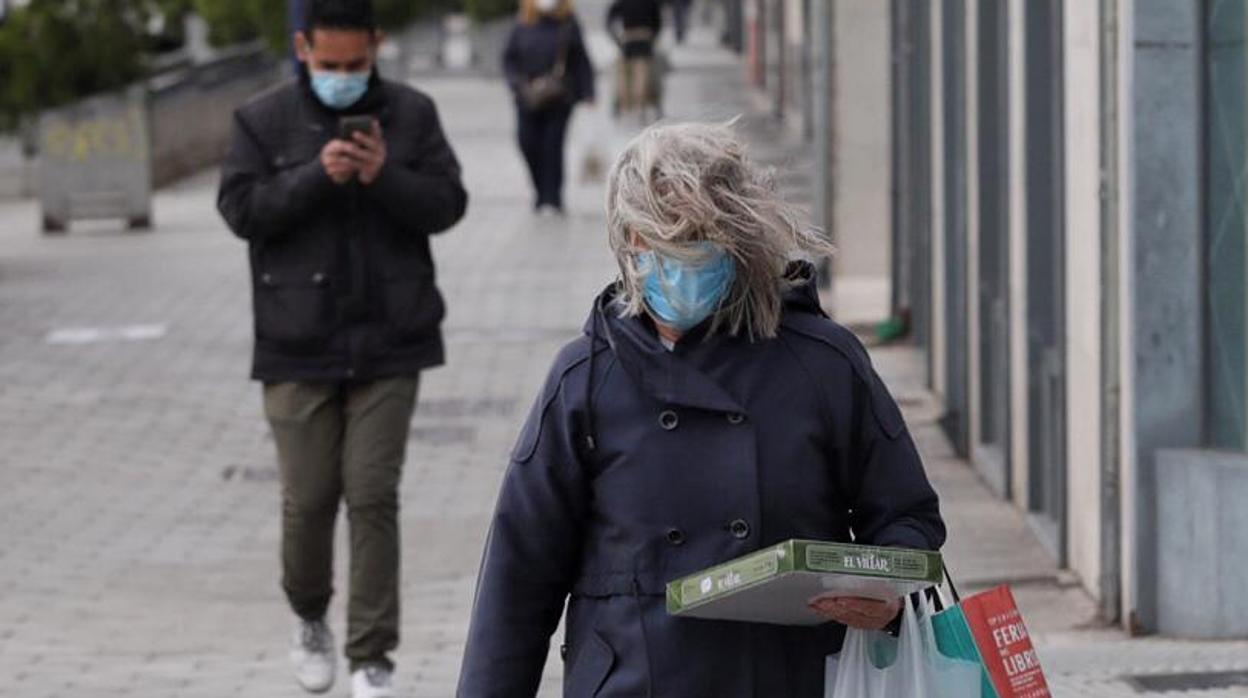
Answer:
[
  {"left": 2, "top": 49, "right": 280, "bottom": 202},
  {"left": 830, "top": 0, "right": 891, "bottom": 324},
  {"left": 149, "top": 51, "right": 281, "bottom": 187},
  {"left": 782, "top": 0, "right": 809, "bottom": 136},
  {"left": 1129, "top": 0, "right": 1204, "bottom": 633},
  {"left": 1065, "top": 0, "right": 1105, "bottom": 597},
  {"left": 1156, "top": 450, "right": 1248, "bottom": 637}
]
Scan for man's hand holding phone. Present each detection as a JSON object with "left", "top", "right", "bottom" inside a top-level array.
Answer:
[
  {"left": 321, "top": 138, "right": 358, "bottom": 184},
  {"left": 344, "top": 119, "right": 386, "bottom": 185},
  {"left": 321, "top": 117, "right": 385, "bottom": 185}
]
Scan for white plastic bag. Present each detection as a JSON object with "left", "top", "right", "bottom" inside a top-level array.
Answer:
[
  {"left": 828, "top": 596, "right": 980, "bottom": 698},
  {"left": 578, "top": 104, "right": 611, "bottom": 185}
]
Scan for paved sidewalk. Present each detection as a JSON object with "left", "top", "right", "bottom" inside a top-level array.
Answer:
[{"left": 1, "top": 17, "right": 1246, "bottom": 698}]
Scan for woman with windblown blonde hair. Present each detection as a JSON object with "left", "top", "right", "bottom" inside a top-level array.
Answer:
[{"left": 457, "top": 122, "right": 946, "bottom": 697}]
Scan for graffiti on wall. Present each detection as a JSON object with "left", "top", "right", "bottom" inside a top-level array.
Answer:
[{"left": 42, "top": 107, "right": 147, "bottom": 163}]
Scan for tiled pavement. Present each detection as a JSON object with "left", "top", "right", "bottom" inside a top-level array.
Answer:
[{"left": 1, "top": 15, "right": 1246, "bottom": 698}]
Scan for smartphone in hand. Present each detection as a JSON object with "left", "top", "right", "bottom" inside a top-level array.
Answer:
[{"left": 338, "top": 115, "right": 375, "bottom": 142}]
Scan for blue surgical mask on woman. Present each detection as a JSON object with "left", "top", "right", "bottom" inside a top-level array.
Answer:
[
  {"left": 637, "top": 243, "right": 736, "bottom": 331},
  {"left": 310, "top": 70, "right": 370, "bottom": 110}
]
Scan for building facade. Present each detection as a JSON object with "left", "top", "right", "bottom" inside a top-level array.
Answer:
[
  {"left": 737, "top": 0, "right": 1248, "bottom": 636},
  {"left": 884, "top": 0, "right": 1248, "bottom": 635}
]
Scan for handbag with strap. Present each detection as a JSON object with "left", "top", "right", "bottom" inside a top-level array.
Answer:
[{"left": 520, "top": 23, "right": 572, "bottom": 112}]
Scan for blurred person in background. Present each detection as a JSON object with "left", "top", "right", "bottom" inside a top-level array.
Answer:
[
  {"left": 503, "top": 0, "right": 596, "bottom": 217},
  {"left": 667, "top": 0, "right": 693, "bottom": 43},
  {"left": 456, "top": 122, "right": 944, "bottom": 696},
  {"left": 216, "top": 0, "right": 467, "bottom": 696},
  {"left": 607, "top": 0, "right": 663, "bottom": 118}
]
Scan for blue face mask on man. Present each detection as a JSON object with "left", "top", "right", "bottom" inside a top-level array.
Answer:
[
  {"left": 310, "top": 70, "right": 370, "bottom": 110},
  {"left": 637, "top": 243, "right": 736, "bottom": 332}
]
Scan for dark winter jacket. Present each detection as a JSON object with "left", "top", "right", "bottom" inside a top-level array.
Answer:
[
  {"left": 607, "top": 0, "right": 663, "bottom": 58},
  {"left": 217, "top": 71, "right": 467, "bottom": 383},
  {"left": 457, "top": 268, "right": 946, "bottom": 697},
  {"left": 503, "top": 17, "right": 596, "bottom": 110}
]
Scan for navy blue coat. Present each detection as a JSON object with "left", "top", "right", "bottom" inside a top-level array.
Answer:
[
  {"left": 457, "top": 271, "right": 945, "bottom": 697},
  {"left": 503, "top": 17, "right": 596, "bottom": 109}
]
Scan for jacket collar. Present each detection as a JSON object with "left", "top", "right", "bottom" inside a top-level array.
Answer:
[
  {"left": 778, "top": 261, "right": 828, "bottom": 320},
  {"left": 583, "top": 263, "right": 828, "bottom": 413},
  {"left": 586, "top": 286, "right": 744, "bottom": 413}
]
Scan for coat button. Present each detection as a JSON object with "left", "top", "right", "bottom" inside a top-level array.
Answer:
[
  {"left": 311, "top": 272, "right": 327, "bottom": 285},
  {"left": 560, "top": 643, "right": 569, "bottom": 660},
  {"left": 659, "top": 409, "right": 679, "bottom": 431},
  {"left": 729, "top": 519, "right": 750, "bottom": 539},
  {"left": 665, "top": 527, "right": 686, "bottom": 546},
  {"left": 260, "top": 273, "right": 274, "bottom": 286},
  {"left": 726, "top": 412, "right": 746, "bottom": 425}
]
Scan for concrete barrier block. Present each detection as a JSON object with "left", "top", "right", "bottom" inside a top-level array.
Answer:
[{"left": 1156, "top": 449, "right": 1248, "bottom": 638}]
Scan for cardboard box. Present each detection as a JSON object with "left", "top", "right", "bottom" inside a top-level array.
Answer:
[{"left": 666, "top": 539, "right": 943, "bottom": 626}]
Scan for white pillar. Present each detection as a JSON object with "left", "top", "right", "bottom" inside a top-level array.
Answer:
[
  {"left": 829, "top": 0, "right": 892, "bottom": 325},
  {"left": 1007, "top": 0, "right": 1030, "bottom": 511},
  {"left": 930, "top": 1, "right": 948, "bottom": 398},
  {"left": 1065, "top": 0, "right": 1106, "bottom": 596},
  {"left": 965, "top": 0, "right": 983, "bottom": 459}
]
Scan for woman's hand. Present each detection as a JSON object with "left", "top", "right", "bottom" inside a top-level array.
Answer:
[{"left": 809, "top": 595, "right": 902, "bottom": 630}]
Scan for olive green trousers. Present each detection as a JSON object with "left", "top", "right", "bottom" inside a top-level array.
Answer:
[{"left": 263, "top": 376, "right": 419, "bottom": 672}]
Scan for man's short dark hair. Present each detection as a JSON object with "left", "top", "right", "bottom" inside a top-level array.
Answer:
[{"left": 305, "top": 0, "right": 377, "bottom": 35}]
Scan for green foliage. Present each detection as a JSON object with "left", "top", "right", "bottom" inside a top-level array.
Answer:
[
  {"left": 374, "top": 0, "right": 418, "bottom": 29},
  {"left": 0, "top": 0, "right": 153, "bottom": 130},
  {"left": 149, "top": 0, "right": 194, "bottom": 43},
  {"left": 191, "top": 0, "right": 461, "bottom": 55},
  {"left": 0, "top": 0, "right": 466, "bottom": 130},
  {"left": 464, "top": 0, "right": 516, "bottom": 22},
  {"left": 192, "top": 0, "right": 286, "bottom": 52}
]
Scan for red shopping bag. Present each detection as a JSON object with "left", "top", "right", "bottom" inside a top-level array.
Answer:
[{"left": 960, "top": 586, "right": 1051, "bottom": 698}]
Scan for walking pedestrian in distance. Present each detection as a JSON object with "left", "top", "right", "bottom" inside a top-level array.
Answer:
[
  {"left": 216, "top": 0, "right": 467, "bottom": 695},
  {"left": 455, "top": 122, "right": 945, "bottom": 696},
  {"left": 503, "top": 0, "right": 596, "bottom": 217},
  {"left": 607, "top": 0, "right": 664, "bottom": 119},
  {"left": 667, "top": 0, "right": 694, "bottom": 44}
]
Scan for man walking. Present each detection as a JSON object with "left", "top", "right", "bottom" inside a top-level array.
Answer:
[
  {"left": 217, "top": 1, "right": 467, "bottom": 696},
  {"left": 667, "top": 0, "right": 693, "bottom": 43},
  {"left": 607, "top": 0, "right": 664, "bottom": 118}
]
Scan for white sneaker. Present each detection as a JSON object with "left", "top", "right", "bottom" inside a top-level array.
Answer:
[
  {"left": 289, "top": 618, "right": 335, "bottom": 694},
  {"left": 534, "top": 204, "right": 566, "bottom": 219},
  {"left": 351, "top": 664, "right": 397, "bottom": 698}
]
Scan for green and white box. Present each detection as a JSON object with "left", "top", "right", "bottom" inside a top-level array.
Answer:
[{"left": 666, "top": 540, "right": 943, "bottom": 626}]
